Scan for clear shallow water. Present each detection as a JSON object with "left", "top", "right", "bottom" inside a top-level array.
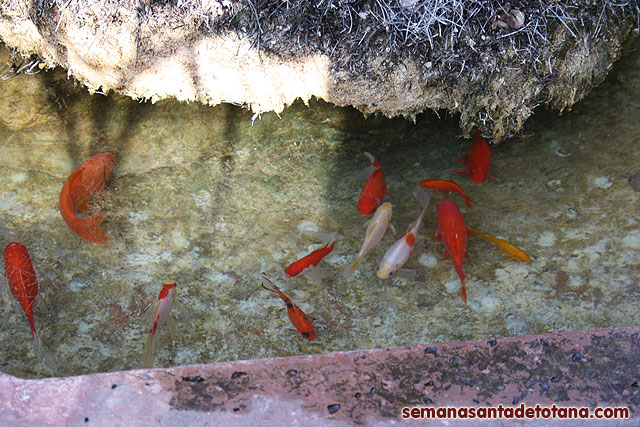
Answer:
[{"left": 0, "top": 43, "right": 638, "bottom": 379}]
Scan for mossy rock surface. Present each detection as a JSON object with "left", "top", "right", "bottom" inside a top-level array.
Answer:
[{"left": 0, "top": 1, "right": 638, "bottom": 139}]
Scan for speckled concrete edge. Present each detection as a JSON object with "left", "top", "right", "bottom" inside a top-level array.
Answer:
[{"left": 1, "top": 327, "right": 639, "bottom": 426}]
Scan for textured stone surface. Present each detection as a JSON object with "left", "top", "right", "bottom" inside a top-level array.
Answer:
[
  {"left": 1, "top": 327, "right": 639, "bottom": 426},
  {"left": 0, "top": 1, "right": 637, "bottom": 139}
]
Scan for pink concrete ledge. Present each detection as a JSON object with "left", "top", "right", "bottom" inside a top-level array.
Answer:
[{"left": 1, "top": 327, "right": 639, "bottom": 426}]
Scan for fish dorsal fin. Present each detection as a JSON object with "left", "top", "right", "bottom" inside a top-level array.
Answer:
[{"left": 301, "top": 265, "right": 330, "bottom": 283}]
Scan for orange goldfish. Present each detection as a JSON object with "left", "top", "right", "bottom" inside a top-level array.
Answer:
[
  {"left": 435, "top": 199, "right": 468, "bottom": 303},
  {"left": 262, "top": 274, "right": 314, "bottom": 341},
  {"left": 467, "top": 227, "right": 531, "bottom": 263},
  {"left": 59, "top": 152, "right": 116, "bottom": 243},
  {"left": 357, "top": 152, "right": 387, "bottom": 215},
  {"left": 4, "top": 242, "right": 43, "bottom": 360},
  {"left": 454, "top": 130, "right": 497, "bottom": 183},
  {"left": 285, "top": 240, "right": 335, "bottom": 283},
  {"left": 141, "top": 281, "right": 187, "bottom": 368},
  {"left": 419, "top": 179, "right": 472, "bottom": 208}
]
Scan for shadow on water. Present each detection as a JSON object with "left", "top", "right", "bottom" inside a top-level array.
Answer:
[{"left": 40, "top": 69, "right": 146, "bottom": 166}]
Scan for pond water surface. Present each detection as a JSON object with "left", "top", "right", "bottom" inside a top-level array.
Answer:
[{"left": 0, "top": 42, "right": 638, "bottom": 379}]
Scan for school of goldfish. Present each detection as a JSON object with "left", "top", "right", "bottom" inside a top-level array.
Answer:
[{"left": 3, "top": 130, "right": 532, "bottom": 366}]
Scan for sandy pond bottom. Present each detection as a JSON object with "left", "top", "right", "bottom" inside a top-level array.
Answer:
[{"left": 0, "top": 44, "right": 638, "bottom": 379}]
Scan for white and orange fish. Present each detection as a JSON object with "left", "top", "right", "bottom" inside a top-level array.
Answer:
[
  {"left": 141, "top": 281, "right": 187, "bottom": 368},
  {"left": 376, "top": 190, "right": 430, "bottom": 279},
  {"left": 343, "top": 202, "right": 394, "bottom": 279}
]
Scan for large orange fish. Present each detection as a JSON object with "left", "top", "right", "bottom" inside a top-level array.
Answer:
[
  {"left": 4, "top": 242, "right": 43, "bottom": 360},
  {"left": 59, "top": 152, "right": 116, "bottom": 243},
  {"left": 467, "top": 227, "right": 531, "bottom": 263},
  {"left": 262, "top": 274, "right": 314, "bottom": 341},
  {"left": 435, "top": 200, "right": 469, "bottom": 303},
  {"left": 357, "top": 152, "right": 387, "bottom": 215},
  {"left": 419, "top": 179, "right": 472, "bottom": 208},
  {"left": 454, "top": 130, "right": 496, "bottom": 183}
]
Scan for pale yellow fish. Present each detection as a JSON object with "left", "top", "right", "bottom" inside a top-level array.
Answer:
[
  {"left": 467, "top": 227, "right": 531, "bottom": 263},
  {"left": 343, "top": 202, "right": 393, "bottom": 279}
]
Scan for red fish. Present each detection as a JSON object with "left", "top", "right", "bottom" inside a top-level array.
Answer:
[
  {"left": 285, "top": 240, "right": 335, "bottom": 282},
  {"left": 4, "top": 242, "right": 43, "bottom": 359},
  {"left": 454, "top": 130, "right": 496, "bottom": 183},
  {"left": 357, "top": 152, "right": 387, "bottom": 215},
  {"left": 59, "top": 152, "right": 116, "bottom": 243},
  {"left": 419, "top": 179, "right": 472, "bottom": 208},
  {"left": 262, "top": 274, "right": 314, "bottom": 341},
  {"left": 435, "top": 200, "right": 468, "bottom": 303}
]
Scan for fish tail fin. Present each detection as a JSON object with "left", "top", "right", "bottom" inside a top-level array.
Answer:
[
  {"left": 342, "top": 257, "right": 360, "bottom": 279},
  {"left": 454, "top": 264, "right": 466, "bottom": 284},
  {"left": 455, "top": 264, "right": 467, "bottom": 303},
  {"left": 77, "top": 198, "right": 90, "bottom": 215},
  {"left": 76, "top": 214, "right": 111, "bottom": 243},
  {"left": 301, "top": 230, "right": 336, "bottom": 245},
  {"left": 363, "top": 152, "right": 379, "bottom": 167},
  {"left": 301, "top": 266, "right": 330, "bottom": 283},
  {"left": 141, "top": 332, "right": 155, "bottom": 369},
  {"left": 167, "top": 316, "right": 177, "bottom": 340},
  {"left": 32, "top": 328, "right": 44, "bottom": 362},
  {"left": 413, "top": 189, "right": 430, "bottom": 211}
]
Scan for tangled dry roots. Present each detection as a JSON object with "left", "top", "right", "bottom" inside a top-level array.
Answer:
[{"left": 2, "top": 0, "right": 639, "bottom": 139}]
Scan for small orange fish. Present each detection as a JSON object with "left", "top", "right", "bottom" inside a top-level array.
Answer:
[
  {"left": 419, "top": 179, "right": 472, "bottom": 208},
  {"left": 4, "top": 242, "right": 43, "bottom": 360},
  {"left": 454, "top": 130, "right": 497, "bottom": 183},
  {"left": 285, "top": 240, "right": 335, "bottom": 282},
  {"left": 467, "top": 227, "right": 531, "bottom": 263},
  {"left": 59, "top": 152, "right": 116, "bottom": 243},
  {"left": 435, "top": 200, "right": 468, "bottom": 303},
  {"left": 357, "top": 152, "right": 387, "bottom": 215},
  {"left": 262, "top": 274, "right": 314, "bottom": 341}
]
